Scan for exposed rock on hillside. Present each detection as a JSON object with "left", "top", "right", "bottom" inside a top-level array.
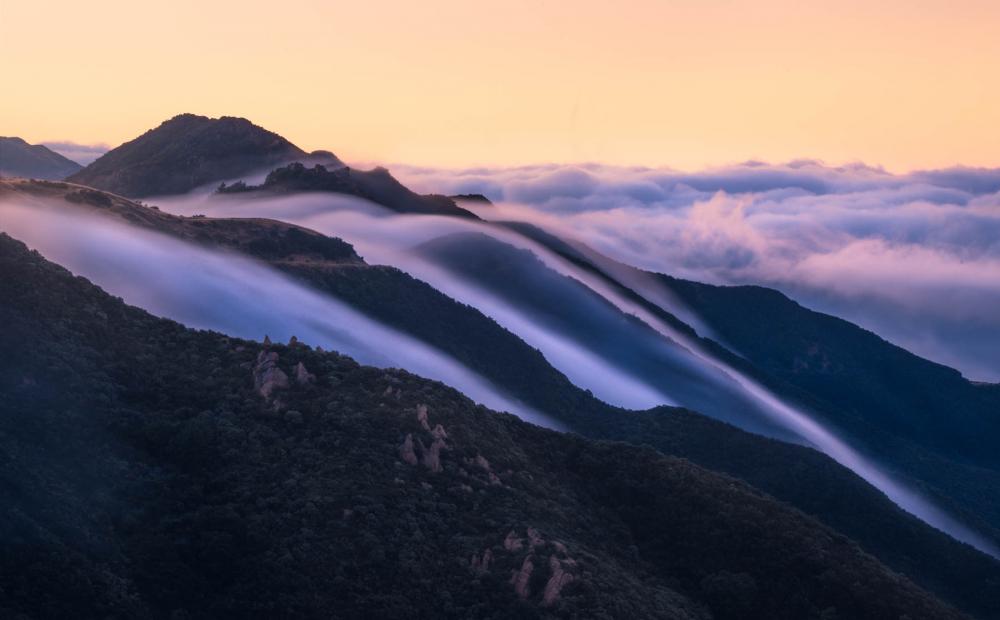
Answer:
[{"left": 253, "top": 350, "right": 289, "bottom": 398}]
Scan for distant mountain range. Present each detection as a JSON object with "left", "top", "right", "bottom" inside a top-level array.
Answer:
[
  {"left": 2, "top": 114, "right": 1000, "bottom": 619},
  {"left": 0, "top": 136, "right": 83, "bottom": 179}
]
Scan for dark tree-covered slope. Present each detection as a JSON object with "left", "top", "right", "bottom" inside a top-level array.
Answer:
[
  {"left": 661, "top": 276, "right": 1000, "bottom": 470},
  {"left": 3, "top": 179, "right": 1000, "bottom": 617},
  {"left": 0, "top": 232, "right": 968, "bottom": 620},
  {"left": 498, "top": 220, "right": 1000, "bottom": 542}
]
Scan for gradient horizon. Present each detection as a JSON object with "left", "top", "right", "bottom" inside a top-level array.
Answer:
[{"left": 2, "top": 0, "right": 999, "bottom": 172}]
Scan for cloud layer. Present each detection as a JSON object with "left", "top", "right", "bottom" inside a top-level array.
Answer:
[
  {"left": 42, "top": 141, "right": 109, "bottom": 165},
  {"left": 396, "top": 161, "right": 1000, "bottom": 381}
]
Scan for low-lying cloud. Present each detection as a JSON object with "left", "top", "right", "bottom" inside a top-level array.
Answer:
[
  {"left": 0, "top": 199, "right": 557, "bottom": 429},
  {"left": 154, "top": 184, "right": 1000, "bottom": 557},
  {"left": 396, "top": 161, "right": 1000, "bottom": 381},
  {"left": 42, "top": 141, "right": 110, "bottom": 165}
]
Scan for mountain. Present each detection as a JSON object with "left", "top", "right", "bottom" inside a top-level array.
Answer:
[
  {"left": 64, "top": 113, "right": 476, "bottom": 217},
  {"left": 495, "top": 221, "right": 1000, "bottom": 542},
  {"left": 0, "top": 136, "right": 83, "bottom": 179},
  {"left": 219, "top": 162, "right": 478, "bottom": 218},
  {"left": 0, "top": 231, "right": 969, "bottom": 619},
  {"left": 4, "top": 178, "right": 1000, "bottom": 618},
  {"left": 65, "top": 113, "right": 339, "bottom": 197}
]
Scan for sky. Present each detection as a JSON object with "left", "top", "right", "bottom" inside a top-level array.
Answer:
[{"left": 2, "top": 0, "right": 999, "bottom": 170}]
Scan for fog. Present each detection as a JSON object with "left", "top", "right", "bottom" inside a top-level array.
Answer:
[
  {"left": 396, "top": 161, "right": 1000, "bottom": 382},
  {"left": 4, "top": 184, "right": 997, "bottom": 557},
  {"left": 152, "top": 187, "right": 1000, "bottom": 556},
  {"left": 0, "top": 199, "right": 558, "bottom": 429}
]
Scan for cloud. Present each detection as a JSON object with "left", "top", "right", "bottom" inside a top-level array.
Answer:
[
  {"left": 0, "top": 198, "right": 558, "bottom": 430},
  {"left": 392, "top": 160, "right": 1000, "bottom": 382},
  {"left": 41, "top": 141, "right": 109, "bottom": 165}
]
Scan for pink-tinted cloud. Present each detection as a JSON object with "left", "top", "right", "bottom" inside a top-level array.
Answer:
[{"left": 393, "top": 161, "right": 1000, "bottom": 381}]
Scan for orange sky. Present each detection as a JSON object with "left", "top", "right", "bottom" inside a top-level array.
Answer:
[{"left": 2, "top": 0, "right": 998, "bottom": 171}]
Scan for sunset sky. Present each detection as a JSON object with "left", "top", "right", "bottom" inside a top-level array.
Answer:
[{"left": 2, "top": 0, "right": 999, "bottom": 170}]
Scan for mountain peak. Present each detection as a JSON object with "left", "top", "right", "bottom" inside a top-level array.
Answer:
[{"left": 66, "top": 114, "right": 314, "bottom": 197}]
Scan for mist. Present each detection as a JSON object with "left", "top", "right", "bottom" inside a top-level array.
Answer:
[
  {"left": 6, "top": 182, "right": 996, "bottom": 556},
  {"left": 395, "top": 161, "right": 1000, "bottom": 382},
  {"left": 150, "top": 186, "right": 1000, "bottom": 557},
  {"left": 0, "top": 199, "right": 557, "bottom": 430}
]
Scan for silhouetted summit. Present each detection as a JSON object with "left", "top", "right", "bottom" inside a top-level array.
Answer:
[
  {"left": 0, "top": 137, "right": 82, "bottom": 180},
  {"left": 66, "top": 113, "right": 339, "bottom": 197}
]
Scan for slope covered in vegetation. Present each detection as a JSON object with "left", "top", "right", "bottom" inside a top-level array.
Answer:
[
  {"left": 3, "top": 179, "right": 999, "bottom": 617},
  {"left": 0, "top": 232, "right": 968, "bottom": 619}
]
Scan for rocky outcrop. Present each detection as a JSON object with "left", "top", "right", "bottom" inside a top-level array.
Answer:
[
  {"left": 397, "top": 405, "right": 450, "bottom": 473},
  {"left": 542, "top": 556, "right": 575, "bottom": 606},
  {"left": 510, "top": 556, "right": 534, "bottom": 600},
  {"left": 399, "top": 434, "right": 418, "bottom": 465},
  {"left": 252, "top": 350, "right": 289, "bottom": 398},
  {"left": 294, "top": 361, "right": 315, "bottom": 385},
  {"left": 419, "top": 436, "right": 446, "bottom": 473},
  {"left": 416, "top": 404, "right": 430, "bottom": 430},
  {"left": 499, "top": 527, "right": 579, "bottom": 605}
]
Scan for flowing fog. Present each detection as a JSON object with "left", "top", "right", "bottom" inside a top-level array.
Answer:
[
  {"left": 394, "top": 161, "right": 1000, "bottom": 382},
  {"left": 151, "top": 187, "right": 999, "bottom": 557},
  {"left": 0, "top": 199, "right": 558, "bottom": 430}
]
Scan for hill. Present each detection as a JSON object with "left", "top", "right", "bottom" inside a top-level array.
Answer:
[
  {"left": 0, "top": 137, "right": 83, "bottom": 179},
  {"left": 66, "top": 113, "right": 338, "bottom": 197},
  {"left": 0, "top": 231, "right": 968, "bottom": 620},
  {"left": 3, "top": 178, "right": 1000, "bottom": 617},
  {"left": 497, "top": 221, "right": 1000, "bottom": 542}
]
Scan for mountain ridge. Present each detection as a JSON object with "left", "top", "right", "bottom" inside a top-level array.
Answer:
[
  {"left": 0, "top": 136, "right": 83, "bottom": 180},
  {"left": 0, "top": 231, "right": 970, "bottom": 620},
  {"left": 4, "top": 178, "right": 1000, "bottom": 617}
]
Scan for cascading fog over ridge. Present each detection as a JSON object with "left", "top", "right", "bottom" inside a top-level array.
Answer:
[
  {"left": 153, "top": 186, "right": 1000, "bottom": 559},
  {"left": 0, "top": 198, "right": 558, "bottom": 431}
]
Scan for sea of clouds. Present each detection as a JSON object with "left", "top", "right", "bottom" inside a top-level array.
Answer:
[{"left": 394, "top": 161, "right": 1000, "bottom": 382}]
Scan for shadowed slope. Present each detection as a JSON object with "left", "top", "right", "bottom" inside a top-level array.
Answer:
[
  {"left": 0, "top": 232, "right": 968, "bottom": 620},
  {"left": 2, "top": 179, "right": 999, "bottom": 617}
]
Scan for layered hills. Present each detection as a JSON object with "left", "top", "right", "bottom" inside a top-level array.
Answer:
[
  {"left": 3, "top": 177, "right": 999, "bottom": 618},
  {"left": 0, "top": 232, "right": 970, "bottom": 620}
]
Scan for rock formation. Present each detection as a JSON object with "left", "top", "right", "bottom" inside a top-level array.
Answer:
[
  {"left": 294, "top": 361, "right": 315, "bottom": 385},
  {"left": 510, "top": 556, "right": 534, "bottom": 600},
  {"left": 252, "top": 350, "right": 289, "bottom": 398},
  {"left": 399, "top": 434, "right": 418, "bottom": 466},
  {"left": 542, "top": 556, "right": 575, "bottom": 606}
]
